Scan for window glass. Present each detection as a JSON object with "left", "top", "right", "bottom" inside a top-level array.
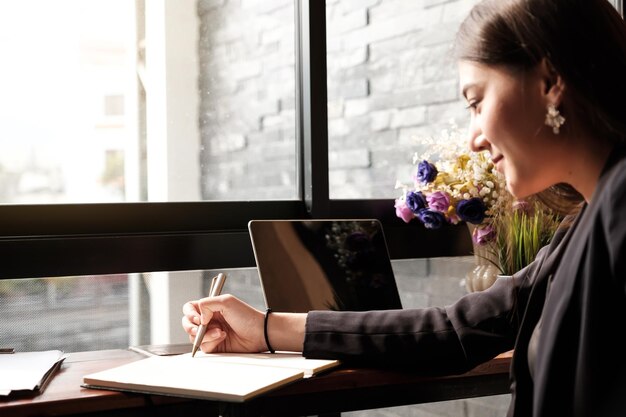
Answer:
[
  {"left": 326, "top": 0, "right": 478, "bottom": 199},
  {"left": 0, "top": 1, "right": 135, "bottom": 204},
  {"left": 0, "top": 275, "right": 132, "bottom": 352},
  {"left": 0, "top": 0, "right": 297, "bottom": 204},
  {"left": 197, "top": 0, "right": 297, "bottom": 201},
  {"left": 0, "top": 268, "right": 264, "bottom": 353},
  {"left": 0, "top": 259, "right": 473, "bottom": 352}
]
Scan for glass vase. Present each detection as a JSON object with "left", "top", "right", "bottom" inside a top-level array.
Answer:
[{"left": 465, "top": 224, "right": 500, "bottom": 292}]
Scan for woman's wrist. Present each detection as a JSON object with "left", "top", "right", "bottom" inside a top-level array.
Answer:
[{"left": 266, "top": 312, "right": 307, "bottom": 352}]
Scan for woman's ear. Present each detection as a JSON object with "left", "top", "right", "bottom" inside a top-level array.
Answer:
[{"left": 539, "top": 58, "right": 565, "bottom": 104}]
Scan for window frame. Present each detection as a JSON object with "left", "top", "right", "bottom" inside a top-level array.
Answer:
[{"left": 11, "top": 0, "right": 623, "bottom": 278}]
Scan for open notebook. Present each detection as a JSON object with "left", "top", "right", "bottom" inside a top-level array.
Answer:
[
  {"left": 248, "top": 219, "right": 403, "bottom": 312},
  {"left": 82, "top": 352, "right": 339, "bottom": 402}
]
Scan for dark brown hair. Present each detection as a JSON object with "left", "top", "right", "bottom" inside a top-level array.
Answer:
[{"left": 455, "top": 0, "right": 626, "bottom": 215}]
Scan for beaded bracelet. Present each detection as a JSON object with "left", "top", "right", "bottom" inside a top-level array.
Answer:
[{"left": 264, "top": 308, "right": 275, "bottom": 353}]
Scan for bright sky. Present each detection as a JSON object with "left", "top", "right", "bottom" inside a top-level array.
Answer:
[{"left": 0, "top": 0, "right": 133, "bottom": 169}]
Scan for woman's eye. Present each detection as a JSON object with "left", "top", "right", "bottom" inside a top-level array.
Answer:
[{"left": 465, "top": 100, "right": 480, "bottom": 112}]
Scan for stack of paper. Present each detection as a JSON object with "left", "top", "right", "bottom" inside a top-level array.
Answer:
[{"left": 0, "top": 350, "right": 66, "bottom": 396}]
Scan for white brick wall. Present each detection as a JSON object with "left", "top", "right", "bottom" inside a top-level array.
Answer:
[{"left": 198, "top": 0, "right": 478, "bottom": 200}]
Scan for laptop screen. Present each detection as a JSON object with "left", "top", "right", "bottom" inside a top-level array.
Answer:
[{"left": 248, "top": 219, "right": 402, "bottom": 312}]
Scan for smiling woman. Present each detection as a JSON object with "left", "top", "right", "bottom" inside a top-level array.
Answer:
[{"left": 459, "top": 60, "right": 580, "bottom": 200}]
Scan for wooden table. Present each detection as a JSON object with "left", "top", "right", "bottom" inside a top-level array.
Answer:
[{"left": 0, "top": 349, "right": 512, "bottom": 417}]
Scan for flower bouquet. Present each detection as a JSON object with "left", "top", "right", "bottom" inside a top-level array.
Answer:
[{"left": 394, "top": 127, "right": 560, "bottom": 280}]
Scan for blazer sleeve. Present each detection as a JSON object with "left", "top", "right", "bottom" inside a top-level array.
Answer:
[{"left": 303, "top": 246, "right": 549, "bottom": 375}]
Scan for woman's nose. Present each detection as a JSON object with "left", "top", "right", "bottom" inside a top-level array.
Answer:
[{"left": 469, "top": 132, "right": 489, "bottom": 152}]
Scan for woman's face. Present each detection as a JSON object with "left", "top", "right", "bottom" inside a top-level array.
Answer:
[{"left": 459, "top": 61, "right": 563, "bottom": 199}]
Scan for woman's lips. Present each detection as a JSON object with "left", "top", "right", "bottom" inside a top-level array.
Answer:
[{"left": 492, "top": 155, "right": 504, "bottom": 172}]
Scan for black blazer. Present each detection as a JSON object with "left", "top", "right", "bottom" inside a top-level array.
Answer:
[{"left": 303, "top": 146, "right": 626, "bottom": 417}]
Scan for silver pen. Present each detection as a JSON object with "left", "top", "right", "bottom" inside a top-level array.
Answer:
[{"left": 192, "top": 272, "right": 227, "bottom": 357}]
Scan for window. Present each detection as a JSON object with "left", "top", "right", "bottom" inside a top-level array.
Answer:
[
  {"left": 3, "top": 0, "right": 621, "bottom": 275},
  {"left": 0, "top": 0, "right": 310, "bottom": 280},
  {"left": 0, "top": 0, "right": 298, "bottom": 205},
  {"left": 0, "top": 0, "right": 473, "bottom": 353},
  {"left": 0, "top": 0, "right": 304, "bottom": 351},
  {"left": 0, "top": 268, "right": 265, "bottom": 352},
  {"left": 3, "top": 0, "right": 620, "bottom": 351}
]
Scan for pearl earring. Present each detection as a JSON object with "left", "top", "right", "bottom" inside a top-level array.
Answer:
[{"left": 545, "top": 104, "right": 565, "bottom": 134}]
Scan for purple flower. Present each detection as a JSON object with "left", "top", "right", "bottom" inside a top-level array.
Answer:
[
  {"left": 394, "top": 198, "right": 415, "bottom": 223},
  {"left": 512, "top": 199, "right": 533, "bottom": 215},
  {"left": 405, "top": 191, "right": 427, "bottom": 214},
  {"left": 417, "top": 160, "right": 438, "bottom": 183},
  {"left": 456, "top": 197, "right": 487, "bottom": 225},
  {"left": 426, "top": 191, "right": 450, "bottom": 213},
  {"left": 472, "top": 224, "right": 496, "bottom": 245},
  {"left": 416, "top": 209, "right": 447, "bottom": 229}
]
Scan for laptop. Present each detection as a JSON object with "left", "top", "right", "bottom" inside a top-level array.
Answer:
[{"left": 248, "top": 219, "right": 403, "bottom": 312}]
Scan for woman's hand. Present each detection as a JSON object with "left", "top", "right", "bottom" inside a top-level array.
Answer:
[{"left": 182, "top": 294, "right": 266, "bottom": 354}]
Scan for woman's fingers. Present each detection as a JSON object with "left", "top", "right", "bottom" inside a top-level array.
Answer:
[
  {"left": 182, "top": 301, "right": 201, "bottom": 326},
  {"left": 181, "top": 315, "right": 193, "bottom": 334},
  {"left": 197, "top": 299, "right": 217, "bottom": 326},
  {"left": 181, "top": 294, "right": 265, "bottom": 353},
  {"left": 199, "top": 327, "right": 227, "bottom": 353},
  {"left": 181, "top": 297, "right": 226, "bottom": 346}
]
